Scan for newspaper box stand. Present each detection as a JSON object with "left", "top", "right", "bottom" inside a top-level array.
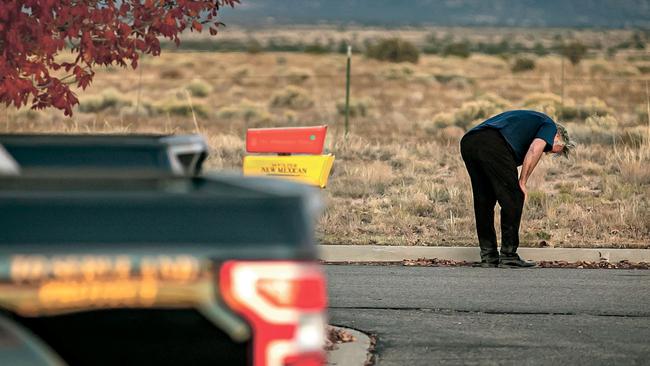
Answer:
[{"left": 243, "top": 126, "right": 335, "bottom": 188}]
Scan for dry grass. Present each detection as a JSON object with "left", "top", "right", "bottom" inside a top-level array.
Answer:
[{"left": 3, "top": 29, "right": 649, "bottom": 249}]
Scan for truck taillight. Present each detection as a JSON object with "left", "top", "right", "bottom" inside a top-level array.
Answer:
[{"left": 220, "top": 261, "right": 327, "bottom": 366}]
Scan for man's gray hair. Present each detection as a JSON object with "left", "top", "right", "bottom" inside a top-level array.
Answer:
[{"left": 555, "top": 122, "right": 575, "bottom": 158}]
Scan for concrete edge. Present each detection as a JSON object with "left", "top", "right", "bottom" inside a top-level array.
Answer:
[
  {"left": 318, "top": 245, "right": 650, "bottom": 263},
  {"left": 326, "top": 326, "right": 372, "bottom": 366}
]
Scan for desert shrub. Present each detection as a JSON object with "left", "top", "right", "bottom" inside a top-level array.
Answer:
[
  {"left": 560, "top": 97, "right": 611, "bottom": 120},
  {"left": 267, "top": 37, "right": 304, "bottom": 52},
  {"left": 336, "top": 98, "right": 372, "bottom": 118},
  {"left": 159, "top": 68, "right": 184, "bottom": 79},
  {"left": 526, "top": 190, "right": 547, "bottom": 212},
  {"left": 521, "top": 92, "right": 574, "bottom": 119},
  {"left": 617, "top": 126, "right": 647, "bottom": 147},
  {"left": 579, "top": 98, "right": 612, "bottom": 118},
  {"left": 365, "top": 38, "right": 419, "bottom": 64},
  {"left": 246, "top": 38, "right": 263, "bottom": 54},
  {"left": 155, "top": 100, "right": 209, "bottom": 118},
  {"left": 119, "top": 105, "right": 151, "bottom": 118},
  {"left": 479, "top": 93, "right": 510, "bottom": 108},
  {"left": 269, "top": 86, "right": 314, "bottom": 110},
  {"left": 561, "top": 41, "right": 588, "bottom": 65},
  {"left": 522, "top": 92, "right": 563, "bottom": 109},
  {"left": 454, "top": 100, "right": 502, "bottom": 130},
  {"left": 276, "top": 56, "right": 287, "bottom": 65},
  {"left": 443, "top": 42, "right": 471, "bottom": 58},
  {"left": 432, "top": 73, "right": 473, "bottom": 89},
  {"left": 568, "top": 124, "right": 614, "bottom": 145},
  {"left": 330, "top": 161, "right": 396, "bottom": 198},
  {"left": 216, "top": 100, "right": 272, "bottom": 126},
  {"left": 185, "top": 78, "right": 213, "bottom": 98},
  {"left": 427, "top": 96, "right": 507, "bottom": 131},
  {"left": 613, "top": 65, "right": 641, "bottom": 77},
  {"left": 304, "top": 41, "right": 331, "bottom": 54},
  {"left": 589, "top": 61, "right": 611, "bottom": 76},
  {"left": 285, "top": 68, "right": 313, "bottom": 85},
  {"left": 424, "top": 112, "right": 455, "bottom": 132},
  {"left": 79, "top": 88, "right": 131, "bottom": 113},
  {"left": 161, "top": 39, "right": 247, "bottom": 52},
  {"left": 567, "top": 123, "right": 643, "bottom": 146},
  {"left": 637, "top": 65, "right": 650, "bottom": 74},
  {"left": 380, "top": 65, "right": 414, "bottom": 80},
  {"left": 231, "top": 67, "right": 250, "bottom": 85},
  {"left": 436, "top": 126, "right": 465, "bottom": 144},
  {"left": 636, "top": 104, "right": 649, "bottom": 124},
  {"left": 511, "top": 57, "right": 536, "bottom": 72}
]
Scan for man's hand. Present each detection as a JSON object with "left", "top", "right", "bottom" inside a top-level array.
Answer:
[
  {"left": 519, "top": 138, "right": 546, "bottom": 203},
  {"left": 519, "top": 179, "right": 528, "bottom": 202}
]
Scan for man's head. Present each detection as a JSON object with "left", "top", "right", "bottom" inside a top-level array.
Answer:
[{"left": 549, "top": 122, "right": 575, "bottom": 157}]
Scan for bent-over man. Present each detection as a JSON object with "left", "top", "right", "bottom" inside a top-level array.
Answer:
[{"left": 460, "top": 110, "right": 574, "bottom": 268}]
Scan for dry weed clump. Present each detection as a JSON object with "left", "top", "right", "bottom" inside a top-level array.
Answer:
[
  {"left": 435, "top": 126, "right": 465, "bottom": 144},
  {"left": 379, "top": 65, "right": 415, "bottom": 81},
  {"left": 284, "top": 67, "right": 313, "bottom": 85},
  {"left": 78, "top": 88, "right": 132, "bottom": 113},
  {"left": 521, "top": 92, "right": 564, "bottom": 114},
  {"left": 155, "top": 99, "right": 210, "bottom": 118},
  {"left": 204, "top": 133, "right": 245, "bottom": 170},
  {"left": 269, "top": 86, "right": 314, "bottom": 110},
  {"left": 426, "top": 96, "right": 508, "bottom": 131},
  {"left": 216, "top": 100, "right": 273, "bottom": 126},
  {"left": 336, "top": 98, "right": 373, "bottom": 118},
  {"left": 563, "top": 97, "right": 612, "bottom": 120},
  {"left": 185, "top": 78, "right": 213, "bottom": 98},
  {"left": 329, "top": 161, "right": 396, "bottom": 199},
  {"left": 586, "top": 115, "right": 618, "bottom": 129}
]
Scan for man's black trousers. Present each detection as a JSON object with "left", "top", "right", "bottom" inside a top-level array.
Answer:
[{"left": 460, "top": 128, "right": 524, "bottom": 262}]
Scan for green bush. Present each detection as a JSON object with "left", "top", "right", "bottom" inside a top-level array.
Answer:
[
  {"left": 511, "top": 57, "right": 536, "bottom": 72},
  {"left": 365, "top": 38, "right": 419, "bottom": 64},
  {"left": 443, "top": 42, "right": 471, "bottom": 58},
  {"left": 562, "top": 41, "right": 588, "bottom": 65}
]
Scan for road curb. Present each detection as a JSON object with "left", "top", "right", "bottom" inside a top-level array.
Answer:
[
  {"left": 318, "top": 245, "right": 650, "bottom": 263},
  {"left": 326, "top": 326, "right": 372, "bottom": 366}
]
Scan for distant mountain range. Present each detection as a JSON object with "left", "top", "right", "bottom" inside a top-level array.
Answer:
[{"left": 220, "top": 0, "right": 650, "bottom": 28}]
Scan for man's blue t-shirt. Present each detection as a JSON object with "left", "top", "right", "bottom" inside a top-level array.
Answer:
[{"left": 467, "top": 110, "right": 557, "bottom": 165}]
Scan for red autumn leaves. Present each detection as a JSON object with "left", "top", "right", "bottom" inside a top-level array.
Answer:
[{"left": 0, "top": 0, "right": 238, "bottom": 115}]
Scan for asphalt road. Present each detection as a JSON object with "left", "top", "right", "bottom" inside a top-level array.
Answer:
[{"left": 325, "top": 265, "right": 650, "bottom": 366}]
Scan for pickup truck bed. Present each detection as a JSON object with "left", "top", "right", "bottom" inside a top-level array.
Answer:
[
  {"left": 0, "top": 173, "right": 325, "bottom": 366},
  {"left": 0, "top": 134, "right": 208, "bottom": 176}
]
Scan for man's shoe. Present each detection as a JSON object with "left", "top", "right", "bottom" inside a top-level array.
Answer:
[
  {"left": 498, "top": 256, "right": 536, "bottom": 268},
  {"left": 473, "top": 260, "right": 499, "bottom": 268}
]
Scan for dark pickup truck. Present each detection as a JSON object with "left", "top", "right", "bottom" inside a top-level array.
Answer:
[
  {"left": 0, "top": 136, "right": 327, "bottom": 366},
  {"left": 0, "top": 134, "right": 208, "bottom": 176}
]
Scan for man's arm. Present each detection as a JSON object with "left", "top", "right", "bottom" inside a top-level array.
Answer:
[{"left": 518, "top": 138, "right": 547, "bottom": 200}]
